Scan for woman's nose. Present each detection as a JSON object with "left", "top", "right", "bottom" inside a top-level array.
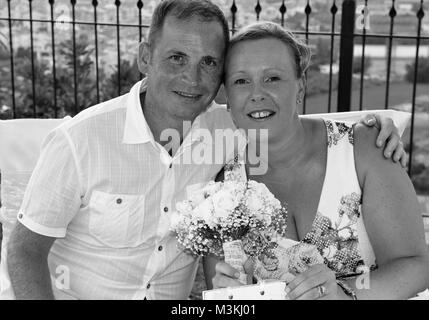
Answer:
[{"left": 250, "top": 95, "right": 265, "bottom": 103}]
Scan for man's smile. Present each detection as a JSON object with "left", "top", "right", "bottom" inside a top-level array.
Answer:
[{"left": 173, "top": 90, "right": 202, "bottom": 100}]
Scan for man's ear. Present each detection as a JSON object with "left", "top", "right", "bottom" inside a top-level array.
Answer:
[{"left": 137, "top": 42, "right": 150, "bottom": 75}]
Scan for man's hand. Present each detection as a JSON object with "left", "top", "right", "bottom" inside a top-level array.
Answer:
[
  {"left": 212, "top": 261, "right": 250, "bottom": 289},
  {"left": 361, "top": 114, "right": 407, "bottom": 168}
]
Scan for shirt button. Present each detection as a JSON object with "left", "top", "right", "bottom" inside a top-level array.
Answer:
[
  {"left": 146, "top": 283, "right": 151, "bottom": 289},
  {"left": 169, "top": 163, "right": 172, "bottom": 169},
  {"left": 18, "top": 213, "right": 23, "bottom": 219},
  {"left": 158, "top": 245, "right": 163, "bottom": 251},
  {"left": 116, "top": 198, "right": 122, "bottom": 204},
  {"left": 163, "top": 207, "right": 168, "bottom": 213}
]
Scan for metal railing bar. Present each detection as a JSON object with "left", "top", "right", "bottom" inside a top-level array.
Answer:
[
  {"left": 280, "top": 0, "right": 286, "bottom": 27},
  {"left": 328, "top": 0, "right": 338, "bottom": 113},
  {"left": 116, "top": 0, "right": 121, "bottom": 97},
  {"left": 49, "top": 0, "right": 58, "bottom": 117},
  {"left": 358, "top": 0, "right": 368, "bottom": 111},
  {"left": 6, "top": 0, "right": 16, "bottom": 118},
  {"left": 231, "top": 0, "right": 237, "bottom": 34},
  {"left": 303, "top": 0, "right": 312, "bottom": 114},
  {"left": 0, "top": 17, "right": 150, "bottom": 29},
  {"left": 29, "top": 0, "right": 36, "bottom": 117},
  {"left": 385, "top": 0, "right": 396, "bottom": 110},
  {"left": 72, "top": 0, "right": 78, "bottom": 114},
  {"left": 255, "top": 0, "right": 261, "bottom": 22},
  {"left": 337, "top": 0, "right": 355, "bottom": 112},
  {"left": 93, "top": 0, "right": 100, "bottom": 104},
  {"left": 408, "top": 0, "right": 425, "bottom": 176},
  {"left": 138, "top": 0, "right": 143, "bottom": 80}
]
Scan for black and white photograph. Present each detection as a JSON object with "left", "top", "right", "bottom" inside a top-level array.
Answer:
[{"left": 0, "top": 0, "right": 429, "bottom": 302}]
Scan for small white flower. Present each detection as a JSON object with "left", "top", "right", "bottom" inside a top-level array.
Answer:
[
  {"left": 338, "top": 228, "right": 352, "bottom": 239},
  {"left": 323, "top": 245, "right": 337, "bottom": 259},
  {"left": 356, "top": 264, "right": 370, "bottom": 274},
  {"left": 211, "top": 189, "right": 239, "bottom": 219}
]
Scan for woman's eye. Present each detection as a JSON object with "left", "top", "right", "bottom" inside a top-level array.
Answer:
[
  {"left": 234, "top": 79, "right": 248, "bottom": 85},
  {"left": 169, "top": 55, "right": 185, "bottom": 64}
]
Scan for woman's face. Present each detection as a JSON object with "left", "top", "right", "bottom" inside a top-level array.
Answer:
[{"left": 225, "top": 38, "right": 303, "bottom": 140}]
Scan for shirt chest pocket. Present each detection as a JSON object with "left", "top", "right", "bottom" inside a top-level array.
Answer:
[{"left": 88, "top": 190, "right": 146, "bottom": 248}]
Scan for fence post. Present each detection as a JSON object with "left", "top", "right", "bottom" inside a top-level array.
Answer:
[{"left": 337, "top": 0, "right": 356, "bottom": 112}]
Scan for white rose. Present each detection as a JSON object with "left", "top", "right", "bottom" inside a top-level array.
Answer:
[
  {"left": 211, "top": 190, "right": 238, "bottom": 219},
  {"left": 169, "top": 212, "right": 183, "bottom": 230},
  {"left": 189, "top": 191, "right": 205, "bottom": 205},
  {"left": 246, "top": 196, "right": 264, "bottom": 213},
  {"left": 223, "top": 181, "right": 246, "bottom": 199},
  {"left": 193, "top": 199, "right": 214, "bottom": 222},
  {"left": 202, "top": 181, "right": 221, "bottom": 196},
  {"left": 176, "top": 200, "right": 193, "bottom": 214}
]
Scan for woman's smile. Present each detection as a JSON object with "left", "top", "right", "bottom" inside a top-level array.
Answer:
[{"left": 247, "top": 110, "right": 276, "bottom": 121}]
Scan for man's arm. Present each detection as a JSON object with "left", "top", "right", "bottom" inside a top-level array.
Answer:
[{"left": 8, "top": 222, "right": 56, "bottom": 300}]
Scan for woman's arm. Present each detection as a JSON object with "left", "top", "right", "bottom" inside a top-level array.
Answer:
[{"left": 351, "top": 123, "right": 429, "bottom": 299}]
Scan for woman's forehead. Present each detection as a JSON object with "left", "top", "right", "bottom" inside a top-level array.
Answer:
[{"left": 226, "top": 38, "right": 295, "bottom": 71}]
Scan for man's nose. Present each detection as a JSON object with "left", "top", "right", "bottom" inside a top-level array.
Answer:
[{"left": 182, "top": 64, "right": 199, "bottom": 86}]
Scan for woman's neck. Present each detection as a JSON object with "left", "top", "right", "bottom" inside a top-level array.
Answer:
[{"left": 251, "top": 115, "right": 313, "bottom": 173}]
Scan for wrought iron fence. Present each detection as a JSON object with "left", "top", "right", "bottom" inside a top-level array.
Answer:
[{"left": 0, "top": 0, "right": 428, "bottom": 180}]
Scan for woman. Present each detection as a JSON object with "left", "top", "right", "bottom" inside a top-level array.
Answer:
[{"left": 206, "top": 22, "right": 429, "bottom": 300}]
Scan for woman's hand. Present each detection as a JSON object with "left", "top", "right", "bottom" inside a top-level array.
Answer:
[
  {"left": 361, "top": 114, "right": 406, "bottom": 167},
  {"left": 285, "top": 264, "right": 347, "bottom": 300}
]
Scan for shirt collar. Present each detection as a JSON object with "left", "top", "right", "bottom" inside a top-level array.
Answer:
[
  {"left": 122, "top": 78, "right": 154, "bottom": 144},
  {"left": 122, "top": 78, "right": 211, "bottom": 145}
]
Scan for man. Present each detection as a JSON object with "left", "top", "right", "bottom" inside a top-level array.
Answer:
[{"left": 6, "top": 0, "right": 404, "bottom": 300}]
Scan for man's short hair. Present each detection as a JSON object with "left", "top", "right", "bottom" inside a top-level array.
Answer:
[
  {"left": 228, "top": 21, "right": 311, "bottom": 79},
  {"left": 148, "top": 0, "right": 230, "bottom": 54}
]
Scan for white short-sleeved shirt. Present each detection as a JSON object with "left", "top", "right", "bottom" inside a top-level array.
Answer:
[{"left": 17, "top": 79, "right": 245, "bottom": 300}]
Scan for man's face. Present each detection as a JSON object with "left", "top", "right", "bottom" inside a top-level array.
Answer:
[{"left": 144, "top": 15, "right": 225, "bottom": 122}]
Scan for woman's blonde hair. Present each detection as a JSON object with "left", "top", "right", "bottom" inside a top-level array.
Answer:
[{"left": 228, "top": 21, "right": 312, "bottom": 79}]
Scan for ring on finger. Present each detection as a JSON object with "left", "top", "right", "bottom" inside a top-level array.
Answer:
[{"left": 317, "top": 285, "right": 327, "bottom": 298}]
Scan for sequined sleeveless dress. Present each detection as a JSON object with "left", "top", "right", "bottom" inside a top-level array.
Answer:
[{"left": 301, "top": 120, "right": 377, "bottom": 278}]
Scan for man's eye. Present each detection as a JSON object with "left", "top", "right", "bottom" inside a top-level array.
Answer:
[
  {"left": 169, "top": 55, "right": 185, "bottom": 64},
  {"left": 202, "top": 57, "right": 217, "bottom": 67},
  {"left": 234, "top": 79, "right": 248, "bottom": 85}
]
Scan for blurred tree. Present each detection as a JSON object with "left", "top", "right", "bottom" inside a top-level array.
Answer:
[
  {"left": 102, "top": 59, "right": 141, "bottom": 101},
  {"left": 309, "top": 38, "right": 339, "bottom": 72},
  {"left": 352, "top": 56, "right": 372, "bottom": 74},
  {"left": 405, "top": 58, "right": 429, "bottom": 84},
  {"left": 57, "top": 36, "right": 97, "bottom": 115}
]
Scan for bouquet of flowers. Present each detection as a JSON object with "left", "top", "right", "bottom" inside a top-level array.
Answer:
[{"left": 170, "top": 177, "right": 288, "bottom": 284}]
